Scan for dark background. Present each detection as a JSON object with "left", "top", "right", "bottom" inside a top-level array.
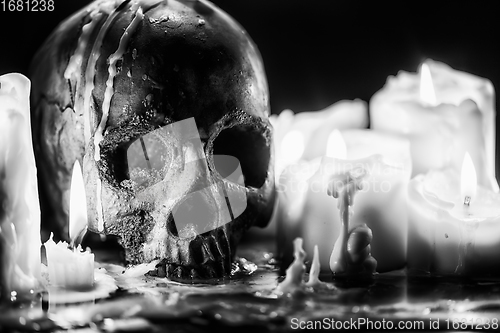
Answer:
[{"left": 1, "top": 0, "right": 499, "bottom": 174}]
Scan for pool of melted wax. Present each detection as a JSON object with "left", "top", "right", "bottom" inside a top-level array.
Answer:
[{"left": 2, "top": 240, "right": 500, "bottom": 332}]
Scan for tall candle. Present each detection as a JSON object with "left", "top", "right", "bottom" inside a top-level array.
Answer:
[
  {"left": 370, "top": 59, "right": 497, "bottom": 191},
  {"left": 407, "top": 154, "right": 500, "bottom": 276},
  {"left": 278, "top": 130, "right": 411, "bottom": 273},
  {"left": 0, "top": 73, "right": 41, "bottom": 298}
]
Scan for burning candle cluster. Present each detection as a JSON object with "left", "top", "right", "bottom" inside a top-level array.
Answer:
[
  {"left": 0, "top": 57, "right": 498, "bottom": 303},
  {"left": 275, "top": 59, "right": 499, "bottom": 277}
]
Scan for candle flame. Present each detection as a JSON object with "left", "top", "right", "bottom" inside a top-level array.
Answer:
[
  {"left": 69, "top": 160, "right": 88, "bottom": 242},
  {"left": 461, "top": 152, "right": 477, "bottom": 206},
  {"left": 326, "top": 129, "right": 347, "bottom": 159},
  {"left": 420, "top": 62, "right": 437, "bottom": 106},
  {"left": 280, "top": 130, "right": 304, "bottom": 164}
]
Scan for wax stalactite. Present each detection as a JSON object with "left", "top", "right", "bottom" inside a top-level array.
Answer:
[
  {"left": 0, "top": 73, "right": 42, "bottom": 299},
  {"left": 328, "top": 167, "right": 377, "bottom": 276},
  {"left": 305, "top": 245, "right": 325, "bottom": 288},
  {"left": 276, "top": 238, "right": 325, "bottom": 294},
  {"left": 44, "top": 161, "right": 95, "bottom": 289},
  {"left": 277, "top": 238, "right": 306, "bottom": 294}
]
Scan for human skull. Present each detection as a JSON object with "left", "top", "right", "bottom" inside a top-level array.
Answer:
[{"left": 30, "top": 0, "right": 275, "bottom": 279}]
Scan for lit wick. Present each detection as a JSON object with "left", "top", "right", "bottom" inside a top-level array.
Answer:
[{"left": 464, "top": 196, "right": 471, "bottom": 206}]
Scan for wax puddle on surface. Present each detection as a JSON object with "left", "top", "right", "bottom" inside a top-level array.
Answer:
[
  {"left": 102, "top": 256, "right": 280, "bottom": 298},
  {"left": 3, "top": 249, "right": 500, "bottom": 331},
  {"left": 40, "top": 264, "right": 118, "bottom": 304}
]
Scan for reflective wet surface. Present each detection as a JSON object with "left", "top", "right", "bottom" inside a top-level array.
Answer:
[{"left": 1, "top": 238, "right": 500, "bottom": 332}]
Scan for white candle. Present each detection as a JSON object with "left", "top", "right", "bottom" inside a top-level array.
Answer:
[
  {"left": 256, "top": 100, "right": 368, "bottom": 238},
  {"left": 272, "top": 99, "right": 368, "bottom": 179},
  {"left": 0, "top": 73, "right": 41, "bottom": 298},
  {"left": 407, "top": 154, "right": 500, "bottom": 276},
  {"left": 44, "top": 161, "right": 94, "bottom": 289},
  {"left": 276, "top": 158, "right": 319, "bottom": 262},
  {"left": 371, "top": 59, "right": 497, "bottom": 191},
  {"left": 278, "top": 130, "right": 411, "bottom": 273}
]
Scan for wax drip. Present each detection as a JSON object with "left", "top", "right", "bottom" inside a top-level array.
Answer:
[
  {"left": 328, "top": 167, "right": 375, "bottom": 275},
  {"left": 329, "top": 182, "right": 357, "bottom": 273},
  {"left": 94, "top": 3, "right": 144, "bottom": 161},
  {"left": 64, "top": 9, "right": 103, "bottom": 116},
  {"left": 305, "top": 245, "right": 325, "bottom": 288},
  {"left": 82, "top": 0, "right": 124, "bottom": 146},
  {"left": 80, "top": 0, "right": 131, "bottom": 232},
  {"left": 277, "top": 239, "right": 326, "bottom": 294},
  {"left": 276, "top": 238, "right": 306, "bottom": 294},
  {"left": 95, "top": 178, "right": 104, "bottom": 232}
]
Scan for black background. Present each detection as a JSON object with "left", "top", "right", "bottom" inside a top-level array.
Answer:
[{"left": 1, "top": 0, "right": 499, "bottom": 174}]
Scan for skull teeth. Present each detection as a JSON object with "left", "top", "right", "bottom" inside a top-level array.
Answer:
[{"left": 147, "top": 227, "right": 233, "bottom": 280}]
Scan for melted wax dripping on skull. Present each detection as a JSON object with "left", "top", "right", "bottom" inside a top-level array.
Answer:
[
  {"left": 76, "top": 1, "right": 144, "bottom": 232},
  {"left": 81, "top": 0, "right": 125, "bottom": 146},
  {"left": 64, "top": 10, "right": 102, "bottom": 119},
  {"left": 93, "top": 4, "right": 144, "bottom": 231},
  {"left": 94, "top": 3, "right": 144, "bottom": 162},
  {"left": 63, "top": 0, "right": 122, "bottom": 80},
  {"left": 76, "top": 0, "right": 123, "bottom": 232}
]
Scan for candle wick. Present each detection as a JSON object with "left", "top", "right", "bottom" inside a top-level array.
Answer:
[
  {"left": 70, "top": 226, "right": 88, "bottom": 249},
  {"left": 464, "top": 196, "right": 471, "bottom": 206}
]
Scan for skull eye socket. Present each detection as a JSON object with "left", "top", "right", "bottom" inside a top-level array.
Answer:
[
  {"left": 213, "top": 155, "right": 244, "bottom": 186},
  {"left": 212, "top": 123, "right": 270, "bottom": 188},
  {"left": 122, "top": 118, "right": 205, "bottom": 191},
  {"left": 126, "top": 130, "right": 175, "bottom": 190}
]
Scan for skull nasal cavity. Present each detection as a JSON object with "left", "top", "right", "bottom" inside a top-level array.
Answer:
[{"left": 213, "top": 125, "right": 270, "bottom": 188}]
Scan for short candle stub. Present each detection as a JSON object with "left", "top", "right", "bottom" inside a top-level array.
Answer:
[{"left": 464, "top": 196, "right": 471, "bottom": 206}]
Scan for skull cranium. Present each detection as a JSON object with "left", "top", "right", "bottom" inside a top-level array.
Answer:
[{"left": 30, "top": 0, "right": 275, "bottom": 279}]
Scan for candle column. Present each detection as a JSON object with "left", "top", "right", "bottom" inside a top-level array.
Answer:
[
  {"left": 272, "top": 99, "right": 369, "bottom": 178},
  {"left": 277, "top": 129, "right": 411, "bottom": 273},
  {"left": 407, "top": 155, "right": 500, "bottom": 276},
  {"left": 371, "top": 59, "right": 497, "bottom": 191},
  {"left": 0, "top": 73, "right": 41, "bottom": 298},
  {"left": 251, "top": 100, "right": 369, "bottom": 238}
]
